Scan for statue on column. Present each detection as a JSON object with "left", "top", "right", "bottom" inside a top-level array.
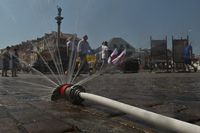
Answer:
[{"left": 57, "top": 6, "right": 62, "bottom": 16}]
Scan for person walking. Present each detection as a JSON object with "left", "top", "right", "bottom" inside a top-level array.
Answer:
[
  {"left": 67, "top": 37, "right": 77, "bottom": 57},
  {"left": 77, "top": 35, "right": 91, "bottom": 75},
  {"left": 65, "top": 36, "right": 77, "bottom": 74},
  {"left": 11, "top": 48, "right": 19, "bottom": 77},
  {"left": 2, "top": 46, "right": 11, "bottom": 77},
  {"left": 183, "top": 42, "right": 197, "bottom": 72},
  {"left": 100, "top": 41, "right": 109, "bottom": 70}
]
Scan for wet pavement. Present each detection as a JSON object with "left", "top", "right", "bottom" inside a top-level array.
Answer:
[{"left": 0, "top": 72, "right": 200, "bottom": 133}]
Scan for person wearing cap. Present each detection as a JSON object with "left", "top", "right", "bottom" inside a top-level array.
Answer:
[
  {"left": 2, "top": 46, "right": 11, "bottom": 77},
  {"left": 77, "top": 35, "right": 92, "bottom": 74}
]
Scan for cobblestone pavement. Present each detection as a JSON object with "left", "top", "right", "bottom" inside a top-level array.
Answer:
[{"left": 0, "top": 72, "right": 200, "bottom": 133}]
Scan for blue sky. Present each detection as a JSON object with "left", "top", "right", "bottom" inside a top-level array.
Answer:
[{"left": 0, "top": 0, "right": 200, "bottom": 54}]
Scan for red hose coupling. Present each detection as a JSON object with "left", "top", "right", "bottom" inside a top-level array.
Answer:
[{"left": 51, "top": 83, "right": 72, "bottom": 101}]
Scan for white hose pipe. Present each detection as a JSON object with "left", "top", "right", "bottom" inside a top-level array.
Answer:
[{"left": 80, "top": 92, "right": 200, "bottom": 133}]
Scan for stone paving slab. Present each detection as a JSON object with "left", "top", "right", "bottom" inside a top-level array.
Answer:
[
  {"left": 0, "top": 107, "right": 9, "bottom": 118},
  {"left": 23, "top": 119, "right": 75, "bottom": 133},
  {"left": 10, "top": 108, "right": 51, "bottom": 124},
  {"left": 1, "top": 73, "right": 200, "bottom": 132},
  {"left": 29, "top": 100, "right": 149, "bottom": 133},
  {"left": 0, "top": 118, "right": 19, "bottom": 133}
]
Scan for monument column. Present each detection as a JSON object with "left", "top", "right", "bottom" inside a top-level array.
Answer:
[{"left": 55, "top": 6, "right": 64, "bottom": 46}]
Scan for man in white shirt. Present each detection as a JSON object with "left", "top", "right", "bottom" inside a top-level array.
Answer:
[{"left": 100, "top": 41, "right": 109, "bottom": 70}]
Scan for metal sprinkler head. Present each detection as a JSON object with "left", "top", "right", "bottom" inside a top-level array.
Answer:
[{"left": 51, "top": 84, "right": 85, "bottom": 105}]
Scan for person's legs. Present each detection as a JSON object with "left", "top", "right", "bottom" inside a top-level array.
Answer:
[
  {"left": 2, "top": 61, "right": 5, "bottom": 77},
  {"left": 100, "top": 58, "right": 107, "bottom": 71},
  {"left": 76, "top": 55, "right": 86, "bottom": 76},
  {"left": 84, "top": 56, "right": 90, "bottom": 74},
  {"left": 186, "top": 64, "right": 190, "bottom": 72},
  {"left": 100, "top": 59, "right": 105, "bottom": 71},
  {"left": 12, "top": 68, "right": 17, "bottom": 77},
  {"left": 4, "top": 61, "right": 10, "bottom": 76},
  {"left": 184, "top": 58, "right": 190, "bottom": 72},
  {"left": 2, "top": 69, "right": 5, "bottom": 77},
  {"left": 12, "top": 69, "right": 14, "bottom": 77},
  {"left": 5, "top": 69, "right": 8, "bottom": 76},
  {"left": 15, "top": 68, "right": 18, "bottom": 76},
  {"left": 12, "top": 62, "right": 18, "bottom": 77}
]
